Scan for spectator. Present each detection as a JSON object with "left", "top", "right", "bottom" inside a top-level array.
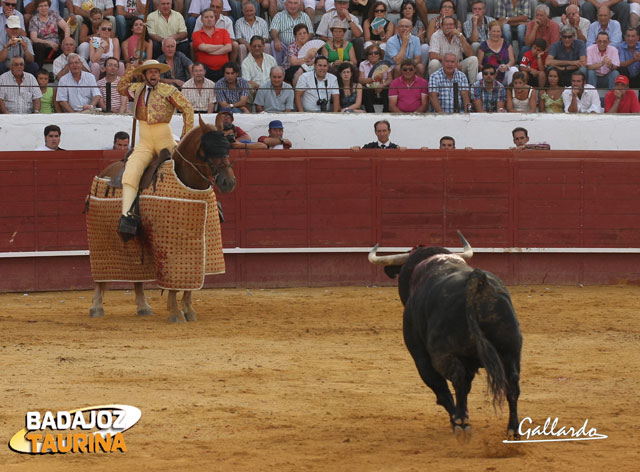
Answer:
[
  {"left": 562, "top": 70, "right": 602, "bottom": 112},
  {"left": 283, "top": 23, "right": 309, "bottom": 85},
  {"left": 1, "top": 0, "right": 26, "bottom": 40},
  {"left": 146, "top": 0, "right": 188, "bottom": 58},
  {"left": 72, "top": 0, "right": 115, "bottom": 33},
  {"left": 519, "top": 38, "right": 547, "bottom": 87},
  {"left": 351, "top": 119, "right": 404, "bottom": 149},
  {"left": 439, "top": 135, "right": 456, "bottom": 148},
  {"left": 477, "top": 20, "right": 518, "bottom": 85},
  {"left": 386, "top": 18, "right": 424, "bottom": 77},
  {"left": 0, "top": 15, "right": 38, "bottom": 76},
  {"left": 617, "top": 27, "right": 640, "bottom": 87},
  {"left": 254, "top": 65, "right": 294, "bottom": 112},
  {"left": 192, "top": 8, "right": 232, "bottom": 82},
  {"left": 269, "top": 0, "right": 314, "bottom": 65},
  {"left": 429, "top": 52, "right": 471, "bottom": 113},
  {"left": 359, "top": 44, "right": 391, "bottom": 113},
  {"left": 78, "top": 8, "right": 108, "bottom": 62},
  {"left": 121, "top": 17, "right": 152, "bottom": 67},
  {"left": 511, "top": 126, "right": 529, "bottom": 149},
  {"left": 336, "top": 62, "right": 363, "bottom": 112},
  {"left": 157, "top": 37, "right": 193, "bottom": 88},
  {"left": 181, "top": 62, "right": 216, "bottom": 113},
  {"left": 235, "top": 2, "right": 270, "bottom": 63},
  {"left": 429, "top": 16, "right": 478, "bottom": 85},
  {"left": 316, "top": 0, "right": 363, "bottom": 48},
  {"left": 426, "top": 0, "right": 461, "bottom": 44},
  {"left": 363, "top": 1, "right": 395, "bottom": 50},
  {"left": 241, "top": 35, "right": 277, "bottom": 91},
  {"left": 583, "top": 2, "right": 628, "bottom": 34},
  {"left": 586, "top": 31, "right": 620, "bottom": 88},
  {"left": 632, "top": 0, "right": 640, "bottom": 31},
  {"left": 506, "top": 70, "right": 536, "bottom": 112},
  {"left": 215, "top": 61, "right": 250, "bottom": 113},
  {"left": 470, "top": 63, "right": 506, "bottom": 111},
  {"left": 257, "top": 119, "right": 292, "bottom": 149},
  {"left": 112, "top": 130, "right": 130, "bottom": 149},
  {"left": 523, "top": 4, "right": 559, "bottom": 56},
  {"left": 29, "top": 0, "right": 70, "bottom": 67},
  {"left": 187, "top": 0, "right": 233, "bottom": 39},
  {"left": 463, "top": 0, "right": 496, "bottom": 53},
  {"left": 586, "top": 6, "right": 623, "bottom": 47},
  {"left": 0, "top": 56, "right": 41, "bottom": 113},
  {"left": 604, "top": 73, "right": 640, "bottom": 112},
  {"left": 539, "top": 66, "right": 564, "bottom": 112},
  {"left": 561, "top": 4, "right": 589, "bottom": 42},
  {"left": 494, "top": 0, "right": 530, "bottom": 52},
  {"left": 56, "top": 52, "right": 102, "bottom": 112},
  {"left": 294, "top": 55, "right": 339, "bottom": 112},
  {"left": 54, "top": 36, "right": 90, "bottom": 81},
  {"left": 216, "top": 107, "right": 267, "bottom": 149},
  {"left": 36, "top": 67, "right": 57, "bottom": 112},
  {"left": 88, "top": 18, "right": 123, "bottom": 80},
  {"left": 97, "top": 56, "right": 127, "bottom": 112},
  {"left": 35, "top": 124, "right": 63, "bottom": 150},
  {"left": 322, "top": 19, "right": 357, "bottom": 72},
  {"left": 399, "top": 1, "right": 428, "bottom": 64},
  {"left": 193, "top": 0, "right": 238, "bottom": 64},
  {"left": 388, "top": 58, "right": 428, "bottom": 113},
  {"left": 115, "top": 0, "right": 144, "bottom": 44},
  {"left": 546, "top": 24, "right": 587, "bottom": 86}
]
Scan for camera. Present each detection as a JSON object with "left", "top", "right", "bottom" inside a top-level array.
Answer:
[
  {"left": 316, "top": 98, "right": 328, "bottom": 112},
  {"left": 222, "top": 123, "right": 236, "bottom": 143}
]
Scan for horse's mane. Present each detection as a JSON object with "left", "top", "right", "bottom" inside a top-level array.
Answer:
[{"left": 175, "top": 116, "right": 218, "bottom": 156}]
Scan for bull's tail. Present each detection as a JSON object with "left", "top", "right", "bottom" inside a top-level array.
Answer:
[{"left": 466, "top": 269, "right": 507, "bottom": 409}]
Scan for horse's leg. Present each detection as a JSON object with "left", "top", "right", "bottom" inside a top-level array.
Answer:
[
  {"left": 167, "top": 290, "right": 186, "bottom": 323},
  {"left": 181, "top": 291, "right": 197, "bottom": 321},
  {"left": 89, "top": 282, "right": 106, "bottom": 318},
  {"left": 134, "top": 282, "right": 153, "bottom": 316}
]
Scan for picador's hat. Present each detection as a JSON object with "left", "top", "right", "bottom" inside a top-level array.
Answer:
[{"left": 133, "top": 59, "right": 171, "bottom": 76}]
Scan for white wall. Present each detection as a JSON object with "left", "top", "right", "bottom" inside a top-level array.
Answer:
[{"left": 1, "top": 112, "right": 638, "bottom": 151}]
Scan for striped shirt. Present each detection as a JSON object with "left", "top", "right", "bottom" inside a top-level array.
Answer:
[
  {"left": 97, "top": 76, "right": 124, "bottom": 113},
  {"left": 429, "top": 68, "right": 469, "bottom": 113},
  {"left": 494, "top": 0, "right": 531, "bottom": 20},
  {"left": 215, "top": 76, "right": 250, "bottom": 105},
  {"left": 182, "top": 77, "right": 216, "bottom": 112},
  {"left": 270, "top": 11, "right": 314, "bottom": 46},
  {"left": 0, "top": 71, "right": 42, "bottom": 113},
  {"left": 235, "top": 17, "right": 270, "bottom": 43}
]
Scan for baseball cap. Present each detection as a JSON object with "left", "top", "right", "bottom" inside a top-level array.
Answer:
[
  {"left": 614, "top": 75, "right": 629, "bottom": 86},
  {"left": 219, "top": 107, "right": 233, "bottom": 116},
  {"left": 268, "top": 120, "right": 283, "bottom": 129},
  {"left": 6, "top": 15, "right": 21, "bottom": 29}
]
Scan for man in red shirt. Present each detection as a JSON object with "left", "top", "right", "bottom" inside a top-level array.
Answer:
[
  {"left": 605, "top": 75, "right": 640, "bottom": 113},
  {"left": 192, "top": 8, "right": 232, "bottom": 82},
  {"left": 388, "top": 59, "right": 429, "bottom": 113}
]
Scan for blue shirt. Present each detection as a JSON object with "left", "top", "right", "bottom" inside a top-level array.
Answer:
[
  {"left": 549, "top": 38, "right": 586, "bottom": 61},
  {"left": 429, "top": 68, "right": 469, "bottom": 113},
  {"left": 586, "top": 20, "right": 622, "bottom": 47},
  {"left": 617, "top": 41, "right": 640, "bottom": 78},
  {"left": 385, "top": 34, "right": 422, "bottom": 62}
]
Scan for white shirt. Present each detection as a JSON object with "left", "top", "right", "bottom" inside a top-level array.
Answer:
[
  {"left": 296, "top": 71, "right": 339, "bottom": 112},
  {"left": 0, "top": 71, "right": 42, "bottom": 113},
  {"left": 241, "top": 53, "right": 278, "bottom": 84},
  {"left": 562, "top": 84, "right": 602, "bottom": 113},
  {"left": 188, "top": 0, "right": 231, "bottom": 14},
  {"left": 57, "top": 71, "right": 101, "bottom": 111},
  {"left": 35, "top": 144, "right": 56, "bottom": 151},
  {"left": 53, "top": 53, "right": 90, "bottom": 79}
]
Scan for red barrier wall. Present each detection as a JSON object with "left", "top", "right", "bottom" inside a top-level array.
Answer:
[{"left": 1, "top": 149, "right": 640, "bottom": 291}]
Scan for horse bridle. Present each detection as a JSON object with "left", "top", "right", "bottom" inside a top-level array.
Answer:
[{"left": 173, "top": 146, "right": 233, "bottom": 186}]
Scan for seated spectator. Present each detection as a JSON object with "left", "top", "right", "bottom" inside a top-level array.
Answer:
[
  {"left": 426, "top": 0, "right": 461, "bottom": 44},
  {"left": 115, "top": 0, "right": 144, "bottom": 44},
  {"left": 560, "top": 5, "right": 589, "bottom": 42},
  {"left": 72, "top": 0, "right": 115, "bottom": 36},
  {"left": 215, "top": 61, "right": 250, "bottom": 113},
  {"left": 545, "top": 25, "right": 587, "bottom": 86},
  {"left": 192, "top": 8, "right": 232, "bottom": 82},
  {"left": 0, "top": 15, "right": 38, "bottom": 76},
  {"left": 429, "top": 52, "right": 471, "bottom": 113},
  {"left": 97, "top": 56, "right": 126, "bottom": 112},
  {"left": 121, "top": 17, "right": 152, "bottom": 67},
  {"left": 464, "top": 0, "right": 495, "bottom": 54},
  {"left": 363, "top": 2, "right": 395, "bottom": 50},
  {"left": 1, "top": 0, "right": 26, "bottom": 39},
  {"left": 112, "top": 130, "right": 129, "bottom": 149},
  {"left": 316, "top": 0, "right": 363, "bottom": 60},
  {"left": 254, "top": 65, "right": 294, "bottom": 112},
  {"left": 269, "top": 0, "right": 314, "bottom": 65},
  {"left": 429, "top": 16, "right": 477, "bottom": 84},
  {"left": 519, "top": 38, "right": 547, "bottom": 87},
  {"left": 586, "top": 31, "right": 620, "bottom": 89},
  {"left": 359, "top": 44, "right": 391, "bottom": 113},
  {"left": 562, "top": 70, "right": 602, "bottom": 112},
  {"left": 386, "top": 18, "right": 424, "bottom": 77},
  {"left": 605, "top": 74, "right": 640, "bottom": 112},
  {"left": 36, "top": 67, "right": 57, "bottom": 112},
  {"left": 351, "top": 119, "right": 405, "bottom": 150},
  {"left": 35, "top": 124, "right": 63, "bottom": 150},
  {"left": 538, "top": 66, "right": 563, "bottom": 112},
  {"left": 54, "top": 36, "right": 90, "bottom": 80},
  {"left": 336, "top": 62, "right": 364, "bottom": 112},
  {"left": 235, "top": 2, "right": 270, "bottom": 63},
  {"left": 283, "top": 23, "right": 310, "bottom": 85},
  {"left": 181, "top": 62, "right": 216, "bottom": 113},
  {"left": 506, "top": 70, "right": 536, "bottom": 112},
  {"left": 522, "top": 4, "right": 558, "bottom": 57},
  {"left": 146, "top": 0, "right": 188, "bottom": 58},
  {"left": 0, "top": 56, "right": 41, "bottom": 113},
  {"left": 188, "top": 0, "right": 236, "bottom": 38},
  {"left": 323, "top": 20, "right": 357, "bottom": 72},
  {"left": 257, "top": 120, "right": 292, "bottom": 149},
  {"left": 586, "top": 6, "right": 623, "bottom": 47},
  {"left": 399, "top": 1, "right": 429, "bottom": 63},
  {"left": 617, "top": 27, "right": 640, "bottom": 87},
  {"left": 294, "top": 55, "right": 339, "bottom": 112},
  {"left": 494, "top": 0, "right": 530, "bottom": 52},
  {"left": 241, "top": 35, "right": 277, "bottom": 91},
  {"left": 88, "top": 18, "right": 123, "bottom": 80},
  {"left": 29, "top": 0, "right": 71, "bottom": 67},
  {"left": 388, "top": 58, "right": 428, "bottom": 113},
  {"left": 78, "top": 8, "right": 108, "bottom": 62},
  {"left": 56, "top": 52, "right": 102, "bottom": 112},
  {"left": 470, "top": 63, "right": 506, "bottom": 111},
  {"left": 477, "top": 20, "right": 518, "bottom": 85},
  {"left": 193, "top": 0, "right": 238, "bottom": 64},
  {"left": 157, "top": 37, "right": 193, "bottom": 88}
]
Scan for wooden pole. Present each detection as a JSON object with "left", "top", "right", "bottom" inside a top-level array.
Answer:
[{"left": 131, "top": 0, "right": 152, "bottom": 145}]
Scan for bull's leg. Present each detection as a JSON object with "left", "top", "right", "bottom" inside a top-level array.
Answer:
[
  {"left": 89, "top": 282, "right": 107, "bottom": 318},
  {"left": 134, "top": 282, "right": 153, "bottom": 317},
  {"left": 167, "top": 290, "right": 186, "bottom": 323},
  {"left": 181, "top": 291, "right": 197, "bottom": 322},
  {"left": 436, "top": 355, "right": 474, "bottom": 443},
  {"left": 504, "top": 356, "right": 521, "bottom": 440}
]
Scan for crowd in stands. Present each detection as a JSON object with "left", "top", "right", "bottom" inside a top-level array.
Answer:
[{"left": 2, "top": 0, "right": 640, "bottom": 116}]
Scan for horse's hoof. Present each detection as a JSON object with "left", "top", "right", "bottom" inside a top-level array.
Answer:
[
  {"left": 89, "top": 307, "right": 104, "bottom": 318},
  {"left": 137, "top": 307, "right": 154, "bottom": 317},
  {"left": 168, "top": 313, "right": 186, "bottom": 323},
  {"left": 184, "top": 312, "right": 197, "bottom": 322},
  {"left": 453, "top": 424, "right": 472, "bottom": 444}
]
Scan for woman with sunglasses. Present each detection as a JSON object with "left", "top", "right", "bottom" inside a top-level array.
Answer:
[
  {"left": 364, "top": 2, "right": 395, "bottom": 50},
  {"left": 89, "top": 19, "right": 123, "bottom": 80},
  {"left": 77, "top": 8, "right": 109, "bottom": 61},
  {"left": 359, "top": 44, "right": 391, "bottom": 112},
  {"left": 426, "top": 0, "right": 461, "bottom": 44},
  {"left": 28, "top": 0, "right": 70, "bottom": 67},
  {"left": 121, "top": 17, "right": 152, "bottom": 67}
]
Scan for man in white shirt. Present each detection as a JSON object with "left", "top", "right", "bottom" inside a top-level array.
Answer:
[
  {"left": 0, "top": 56, "right": 41, "bottom": 113},
  {"left": 181, "top": 61, "right": 216, "bottom": 112},
  {"left": 562, "top": 70, "right": 602, "bottom": 112},
  {"left": 294, "top": 55, "right": 339, "bottom": 112},
  {"left": 56, "top": 53, "right": 102, "bottom": 112},
  {"left": 241, "top": 35, "right": 277, "bottom": 90},
  {"left": 53, "top": 36, "right": 90, "bottom": 81},
  {"left": 316, "top": 0, "right": 363, "bottom": 60},
  {"left": 35, "top": 124, "right": 63, "bottom": 151}
]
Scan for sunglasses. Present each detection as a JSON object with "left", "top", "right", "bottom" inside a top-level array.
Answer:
[
  {"left": 562, "top": 35, "right": 574, "bottom": 39},
  {"left": 101, "top": 27, "right": 112, "bottom": 31},
  {"left": 375, "top": 8, "right": 385, "bottom": 12},
  {"left": 402, "top": 67, "right": 415, "bottom": 72},
  {"left": 3, "top": 2, "right": 17, "bottom": 6},
  {"left": 482, "top": 70, "right": 495, "bottom": 76}
]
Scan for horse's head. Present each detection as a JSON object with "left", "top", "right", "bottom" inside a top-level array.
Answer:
[{"left": 197, "top": 116, "right": 236, "bottom": 193}]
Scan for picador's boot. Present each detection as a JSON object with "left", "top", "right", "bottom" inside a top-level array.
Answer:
[{"left": 118, "top": 184, "right": 141, "bottom": 242}]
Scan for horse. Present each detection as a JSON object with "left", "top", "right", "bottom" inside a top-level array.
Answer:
[{"left": 88, "top": 115, "right": 236, "bottom": 322}]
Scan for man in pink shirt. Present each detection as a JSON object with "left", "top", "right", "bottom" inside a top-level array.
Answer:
[
  {"left": 604, "top": 75, "right": 640, "bottom": 113},
  {"left": 586, "top": 31, "right": 620, "bottom": 89},
  {"left": 388, "top": 59, "right": 428, "bottom": 113}
]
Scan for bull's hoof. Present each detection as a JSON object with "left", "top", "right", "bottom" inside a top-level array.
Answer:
[
  {"left": 506, "top": 428, "right": 520, "bottom": 441},
  {"left": 137, "top": 307, "right": 154, "bottom": 317},
  {"left": 453, "top": 424, "right": 472, "bottom": 444},
  {"left": 184, "top": 311, "right": 197, "bottom": 322},
  {"left": 89, "top": 307, "right": 104, "bottom": 318},
  {"left": 168, "top": 312, "right": 186, "bottom": 323}
]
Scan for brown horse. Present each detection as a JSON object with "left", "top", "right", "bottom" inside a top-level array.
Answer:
[{"left": 89, "top": 116, "right": 236, "bottom": 322}]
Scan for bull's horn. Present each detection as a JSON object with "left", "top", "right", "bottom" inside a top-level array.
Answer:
[
  {"left": 457, "top": 231, "right": 473, "bottom": 260},
  {"left": 368, "top": 244, "right": 410, "bottom": 266}
]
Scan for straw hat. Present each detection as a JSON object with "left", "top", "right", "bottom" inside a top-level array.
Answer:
[
  {"left": 329, "top": 19, "right": 348, "bottom": 31},
  {"left": 133, "top": 59, "right": 171, "bottom": 76}
]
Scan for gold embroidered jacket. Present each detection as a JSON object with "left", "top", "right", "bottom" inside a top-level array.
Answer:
[{"left": 118, "top": 66, "right": 194, "bottom": 138}]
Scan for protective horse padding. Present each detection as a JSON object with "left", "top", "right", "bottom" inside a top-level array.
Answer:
[{"left": 86, "top": 161, "right": 225, "bottom": 290}]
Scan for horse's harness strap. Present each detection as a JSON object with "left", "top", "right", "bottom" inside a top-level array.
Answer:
[{"left": 173, "top": 147, "right": 212, "bottom": 185}]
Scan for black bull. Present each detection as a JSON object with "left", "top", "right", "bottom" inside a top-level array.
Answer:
[{"left": 369, "top": 232, "right": 522, "bottom": 441}]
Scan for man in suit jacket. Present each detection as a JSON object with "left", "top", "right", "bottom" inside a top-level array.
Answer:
[{"left": 351, "top": 120, "right": 406, "bottom": 150}]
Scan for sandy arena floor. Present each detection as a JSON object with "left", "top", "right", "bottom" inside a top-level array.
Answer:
[{"left": 0, "top": 285, "right": 638, "bottom": 471}]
